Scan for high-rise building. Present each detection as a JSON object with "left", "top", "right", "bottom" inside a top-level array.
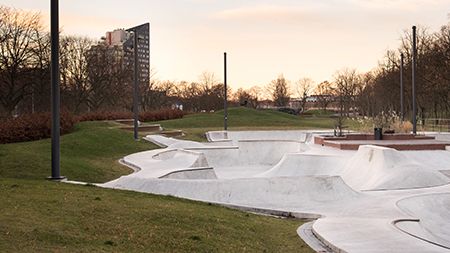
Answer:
[{"left": 102, "top": 23, "right": 150, "bottom": 87}]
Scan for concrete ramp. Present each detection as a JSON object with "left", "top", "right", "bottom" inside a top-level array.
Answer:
[
  {"left": 341, "top": 145, "right": 450, "bottom": 191},
  {"left": 206, "top": 130, "right": 311, "bottom": 144},
  {"left": 160, "top": 168, "right": 217, "bottom": 179},
  {"left": 144, "top": 135, "right": 204, "bottom": 148},
  {"left": 122, "top": 149, "right": 210, "bottom": 179},
  {"left": 102, "top": 176, "right": 361, "bottom": 210},
  {"left": 396, "top": 193, "right": 450, "bottom": 249},
  {"left": 185, "top": 140, "right": 308, "bottom": 168},
  {"left": 256, "top": 153, "right": 346, "bottom": 177}
]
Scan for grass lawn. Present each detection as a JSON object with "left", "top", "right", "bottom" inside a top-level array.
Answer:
[
  {"left": 0, "top": 113, "right": 315, "bottom": 252},
  {"left": 153, "top": 107, "right": 338, "bottom": 141},
  {"left": 0, "top": 179, "right": 312, "bottom": 252},
  {"left": 0, "top": 121, "right": 155, "bottom": 183}
]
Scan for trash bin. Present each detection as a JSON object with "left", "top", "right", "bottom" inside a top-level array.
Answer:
[{"left": 374, "top": 128, "right": 383, "bottom": 140}]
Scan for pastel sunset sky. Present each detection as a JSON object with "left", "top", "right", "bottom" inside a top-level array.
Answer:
[{"left": 2, "top": 0, "right": 449, "bottom": 90}]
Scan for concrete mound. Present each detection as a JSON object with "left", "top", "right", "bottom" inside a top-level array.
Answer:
[
  {"left": 102, "top": 176, "right": 361, "bottom": 209},
  {"left": 206, "top": 130, "right": 310, "bottom": 144},
  {"left": 396, "top": 193, "right": 450, "bottom": 249},
  {"left": 256, "top": 153, "right": 346, "bottom": 177},
  {"left": 160, "top": 168, "right": 217, "bottom": 179},
  {"left": 341, "top": 145, "right": 450, "bottom": 191},
  {"left": 122, "top": 149, "right": 210, "bottom": 179},
  {"left": 185, "top": 140, "right": 308, "bottom": 168}
]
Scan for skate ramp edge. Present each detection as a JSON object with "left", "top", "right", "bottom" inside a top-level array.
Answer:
[
  {"left": 341, "top": 145, "right": 450, "bottom": 191},
  {"left": 395, "top": 193, "right": 450, "bottom": 249}
]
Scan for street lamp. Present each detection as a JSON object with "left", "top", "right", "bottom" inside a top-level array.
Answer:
[
  {"left": 412, "top": 26, "right": 417, "bottom": 134},
  {"left": 48, "top": 0, "right": 64, "bottom": 180},
  {"left": 400, "top": 52, "right": 404, "bottom": 122},
  {"left": 126, "top": 23, "right": 150, "bottom": 141},
  {"left": 224, "top": 52, "right": 228, "bottom": 131}
]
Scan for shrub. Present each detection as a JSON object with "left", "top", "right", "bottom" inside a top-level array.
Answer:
[
  {"left": 277, "top": 108, "right": 300, "bottom": 115},
  {"left": 139, "top": 109, "right": 187, "bottom": 122},
  {"left": 0, "top": 111, "right": 76, "bottom": 144},
  {"left": 0, "top": 109, "right": 186, "bottom": 144},
  {"left": 75, "top": 109, "right": 187, "bottom": 122},
  {"left": 75, "top": 111, "right": 132, "bottom": 122}
]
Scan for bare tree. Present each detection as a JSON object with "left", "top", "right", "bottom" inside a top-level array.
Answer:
[
  {"left": 314, "top": 81, "right": 334, "bottom": 111},
  {"left": 333, "top": 68, "right": 361, "bottom": 117},
  {"left": 267, "top": 74, "right": 291, "bottom": 107},
  {"left": 60, "top": 36, "right": 93, "bottom": 113},
  {"left": 0, "top": 6, "right": 42, "bottom": 116},
  {"left": 295, "top": 77, "right": 315, "bottom": 111}
]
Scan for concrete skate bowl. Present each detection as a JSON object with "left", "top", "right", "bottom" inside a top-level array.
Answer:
[
  {"left": 206, "top": 130, "right": 312, "bottom": 144},
  {"left": 395, "top": 193, "right": 450, "bottom": 249},
  {"left": 185, "top": 140, "right": 309, "bottom": 178},
  {"left": 341, "top": 145, "right": 450, "bottom": 191},
  {"left": 256, "top": 153, "right": 346, "bottom": 177},
  {"left": 102, "top": 176, "right": 362, "bottom": 213},
  {"left": 121, "top": 149, "right": 215, "bottom": 179}
]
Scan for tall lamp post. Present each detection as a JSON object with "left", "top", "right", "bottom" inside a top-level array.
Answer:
[
  {"left": 132, "top": 29, "right": 139, "bottom": 141},
  {"left": 224, "top": 52, "right": 228, "bottom": 131},
  {"left": 126, "top": 23, "right": 149, "bottom": 141},
  {"left": 400, "top": 53, "right": 404, "bottom": 122},
  {"left": 49, "top": 0, "right": 64, "bottom": 180},
  {"left": 412, "top": 26, "right": 417, "bottom": 134}
]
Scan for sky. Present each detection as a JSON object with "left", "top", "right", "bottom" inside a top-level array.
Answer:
[{"left": 2, "top": 0, "right": 449, "bottom": 91}]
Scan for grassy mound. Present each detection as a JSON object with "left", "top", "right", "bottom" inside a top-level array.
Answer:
[
  {"left": 154, "top": 107, "right": 334, "bottom": 129},
  {"left": 0, "top": 117, "right": 314, "bottom": 252},
  {"left": 150, "top": 107, "right": 335, "bottom": 141},
  {"left": 0, "top": 121, "right": 154, "bottom": 183},
  {"left": 0, "top": 179, "right": 312, "bottom": 252}
]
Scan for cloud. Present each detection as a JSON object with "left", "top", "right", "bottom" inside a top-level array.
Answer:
[
  {"left": 348, "top": 0, "right": 450, "bottom": 10},
  {"left": 33, "top": 10, "right": 138, "bottom": 37},
  {"left": 211, "top": 5, "right": 313, "bottom": 23}
]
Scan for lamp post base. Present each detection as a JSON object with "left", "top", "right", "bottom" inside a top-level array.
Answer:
[{"left": 46, "top": 176, "right": 66, "bottom": 181}]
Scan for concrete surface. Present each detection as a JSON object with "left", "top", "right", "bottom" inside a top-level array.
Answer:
[{"left": 101, "top": 130, "right": 450, "bottom": 252}]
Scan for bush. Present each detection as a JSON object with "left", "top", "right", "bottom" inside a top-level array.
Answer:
[
  {"left": 0, "top": 109, "right": 186, "bottom": 144},
  {"left": 0, "top": 111, "right": 76, "bottom": 144},
  {"left": 139, "top": 109, "right": 187, "bottom": 122},
  {"left": 75, "top": 109, "right": 187, "bottom": 122},
  {"left": 75, "top": 111, "right": 132, "bottom": 122},
  {"left": 277, "top": 108, "right": 300, "bottom": 115}
]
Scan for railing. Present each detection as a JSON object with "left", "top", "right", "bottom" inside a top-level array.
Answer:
[{"left": 420, "top": 118, "right": 450, "bottom": 132}]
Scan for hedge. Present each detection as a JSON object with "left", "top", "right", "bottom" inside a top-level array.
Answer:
[
  {"left": 0, "top": 111, "right": 76, "bottom": 144},
  {"left": 0, "top": 109, "right": 186, "bottom": 144}
]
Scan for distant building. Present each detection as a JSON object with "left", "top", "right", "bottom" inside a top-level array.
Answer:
[
  {"left": 257, "top": 99, "right": 276, "bottom": 109},
  {"left": 93, "top": 24, "right": 150, "bottom": 87}
]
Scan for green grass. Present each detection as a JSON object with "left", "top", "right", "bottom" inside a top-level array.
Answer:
[
  {"left": 304, "top": 109, "right": 335, "bottom": 116},
  {"left": 153, "top": 107, "right": 336, "bottom": 141},
  {"left": 0, "top": 121, "right": 155, "bottom": 183},
  {"left": 0, "top": 179, "right": 312, "bottom": 252},
  {"left": 156, "top": 107, "right": 335, "bottom": 129},
  {"left": 0, "top": 116, "right": 315, "bottom": 252}
]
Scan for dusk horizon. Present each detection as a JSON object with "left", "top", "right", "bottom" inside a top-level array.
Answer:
[{"left": 2, "top": 0, "right": 449, "bottom": 90}]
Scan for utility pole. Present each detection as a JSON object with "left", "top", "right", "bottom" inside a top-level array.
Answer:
[
  {"left": 400, "top": 53, "right": 404, "bottom": 122},
  {"left": 49, "top": 0, "right": 64, "bottom": 180},
  {"left": 412, "top": 26, "right": 417, "bottom": 134},
  {"left": 224, "top": 52, "right": 228, "bottom": 131},
  {"left": 133, "top": 30, "right": 139, "bottom": 141},
  {"left": 126, "top": 23, "right": 149, "bottom": 141}
]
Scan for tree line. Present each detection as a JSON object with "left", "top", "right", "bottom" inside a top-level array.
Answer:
[{"left": 1, "top": 5, "right": 449, "bottom": 120}]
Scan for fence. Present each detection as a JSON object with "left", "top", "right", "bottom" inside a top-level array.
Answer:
[{"left": 420, "top": 118, "right": 450, "bottom": 132}]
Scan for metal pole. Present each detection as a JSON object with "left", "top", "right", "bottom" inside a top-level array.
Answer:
[
  {"left": 133, "top": 30, "right": 139, "bottom": 140},
  {"left": 224, "top": 52, "right": 228, "bottom": 130},
  {"left": 412, "top": 26, "right": 417, "bottom": 134},
  {"left": 49, "top": 0, "right": 63, "bottom": 180},
  {"left": 400, "top": 53, "right": 404, "bottom": 122}
]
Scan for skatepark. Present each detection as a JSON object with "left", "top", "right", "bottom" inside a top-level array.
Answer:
[{"left": 102, "top": 130, "right": 450, "bottom": 252}]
